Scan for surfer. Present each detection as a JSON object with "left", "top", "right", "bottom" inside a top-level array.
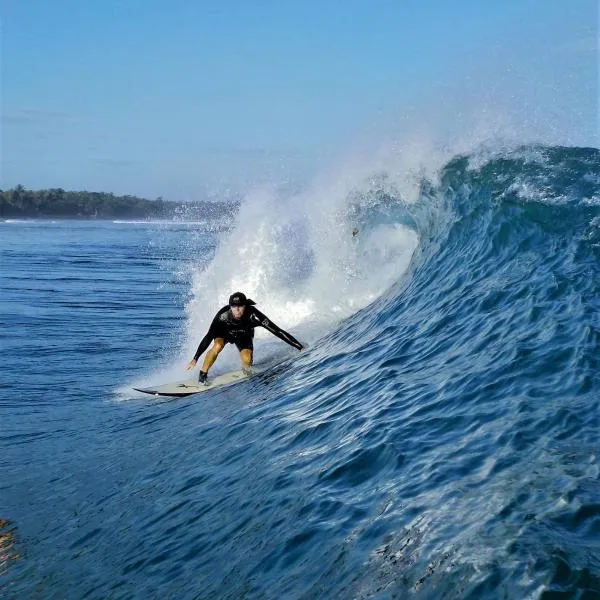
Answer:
[{"left": 186, "top": 292, "right": 303, "bottom": 383}]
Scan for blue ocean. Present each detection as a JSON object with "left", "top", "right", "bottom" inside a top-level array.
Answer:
[{"left": 2, "top": 144, "right": 599, "bottom": 599}]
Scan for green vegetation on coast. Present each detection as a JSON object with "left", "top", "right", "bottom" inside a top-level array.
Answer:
[{"left": 0, "top": 185, "right": 237, "bottom": 220}]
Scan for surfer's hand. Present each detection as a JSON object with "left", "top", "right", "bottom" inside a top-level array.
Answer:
[{"left": 186, "top": 359, "right": 197, "bottom": 370}]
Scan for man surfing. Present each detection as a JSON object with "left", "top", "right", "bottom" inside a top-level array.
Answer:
[{"left": 186, "top": 292, "right": 303, "bottom": 383}]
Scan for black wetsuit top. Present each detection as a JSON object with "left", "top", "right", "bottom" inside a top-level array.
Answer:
[{"left": 193, "top": 301, "right": 303, "bottom": 360}]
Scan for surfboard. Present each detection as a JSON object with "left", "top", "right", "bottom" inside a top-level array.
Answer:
[{"left": 133, "top": 369, "right": 252, "bottom": 397}]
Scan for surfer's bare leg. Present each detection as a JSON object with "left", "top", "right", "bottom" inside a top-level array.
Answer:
[
  {"left": 240, "top": 349, "right": 253, "bottom": 370},
  {"left": 201, "top": 338, "right": 226, "bottom": 373}
]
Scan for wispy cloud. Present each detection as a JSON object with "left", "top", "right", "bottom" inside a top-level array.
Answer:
[
  {"left": 200, "top": 145, "right": 309, "bottom": 159},
  {"left": 560, "top": 36, "right": 598, "bottom": 55},
  {"left": 93, "top": 158, "right": 135, "bottom": 168},
  {"left": 1, "top": 108, "right": 81, "bottom": 125}
]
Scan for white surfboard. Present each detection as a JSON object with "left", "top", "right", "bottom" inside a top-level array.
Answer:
[{"left": 134, "top": 369, "right": 252, "bottom": 397}]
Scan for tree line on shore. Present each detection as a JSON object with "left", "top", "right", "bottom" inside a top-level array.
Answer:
[{"left": 0, "top": 185, "right": 237, "bottom": 219}]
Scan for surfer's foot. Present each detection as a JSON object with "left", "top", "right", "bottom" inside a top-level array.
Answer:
[
  {"left": 198, "top": 370, "right": 208, "bottom": 384},
  {"left": 242, "top": 367, "right": 253, "bottom": 377}
]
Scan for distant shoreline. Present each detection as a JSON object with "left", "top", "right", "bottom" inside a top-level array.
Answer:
[{"left": 0, "top": 186, "right": 238, "bottom": 220}]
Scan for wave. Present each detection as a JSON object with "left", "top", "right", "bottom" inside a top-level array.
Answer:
[
  {"left": 6, "top": 142, "right": 597, "bottom": 598},
  {"left": 172, "top": 143, "right": 600, "bottom": 596},
  {"left": 182, "top": 144, "right": 599, "bottom": 353},
  {"left": 287, "top": 144, "right": 599, "bottom": 597}
]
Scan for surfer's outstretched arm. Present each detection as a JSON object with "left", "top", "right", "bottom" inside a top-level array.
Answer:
[
  {"left": 186, "top": 318, "right": 219, "bottom": 369},
  {"left": 253, "top": 309, "right": 303, "bottom": 351},
  {"left": 193, "top": 330, "right": 214, "bottom": 361}
]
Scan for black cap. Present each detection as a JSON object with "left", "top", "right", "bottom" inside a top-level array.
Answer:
[{"left": 228, "top": 292, "right": 247, "bottom": 307}]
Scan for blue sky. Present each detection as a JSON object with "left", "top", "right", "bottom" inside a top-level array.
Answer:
[{"left": 1, "top": 0, "right": 597, "bottom": 200}]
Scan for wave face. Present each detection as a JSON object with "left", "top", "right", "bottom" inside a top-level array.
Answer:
[
  {"left": 175, "top": 144, "right": 600, "bottom": 598},
  {"left": 2, "top": 145, "right": 599, "bottom": 599},
  {"left": 309, "top": 145, "right": 600, "bottom": 597}
]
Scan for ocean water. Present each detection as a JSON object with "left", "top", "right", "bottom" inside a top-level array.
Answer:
[{"left": 1, "top": 145, "right": 599, "bottom": 599}]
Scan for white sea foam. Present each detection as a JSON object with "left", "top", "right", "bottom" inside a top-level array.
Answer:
[
  {"left": 178, "top": 167, "right": 421, "bottom": 370},
  {"left": 151, "top": 91, "right": 582, "bottom": 384}
]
